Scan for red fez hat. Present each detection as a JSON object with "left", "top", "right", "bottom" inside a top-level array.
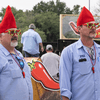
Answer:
[
  {"left": 77, "top": 6, "right": 95, "bottom": 26},
  {"left": 0, "top": 5, "right": 17, "bottom": 33}
]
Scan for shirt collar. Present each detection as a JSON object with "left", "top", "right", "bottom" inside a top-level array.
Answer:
[
  {"left": 94, "top": 41, "right": 100, "bottom": 49},
  {"left": 0, "top": 44, "right": 19, "bottom": 56},
  {"left": 0, "top": 44, "right": 10, "bottom": 56},
  {"left": 28, "top": 29, "right": 34, "bottom": 31},
  {"left": 77, "top": 38, "right": 100, "bottom": 49},
  {"left": 77, "top": 39, "right": 84, "bottom": 49}
]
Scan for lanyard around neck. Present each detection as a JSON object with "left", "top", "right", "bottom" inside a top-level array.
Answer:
[
  {"left": 87, "top": 46, "right": 96, "bottom": 73},
  {"left": 10, "top": 50, "right": 25, "bottom": 78},
  {"left": 10, "top": 51, "right": 20, "bottom": 68}
]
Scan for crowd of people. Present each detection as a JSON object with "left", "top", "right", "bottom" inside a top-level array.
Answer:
[{"left": 0, "top": 5, "right": 100, "bottom": 100}]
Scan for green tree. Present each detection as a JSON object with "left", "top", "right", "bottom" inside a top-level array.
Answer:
[
  {"left": 65, "top": 7, "right": 73, "bottom": 14},
  {"left": 33, "top": 12, "right": 59, "bottom": 42},
  {"left": 33, "top": 1, "right": 48, "bottom": 13},
  {"left": 72, "top": 5, "right": 80, "bottom": 14},
  {"left": 33, "top": 0, "right": 73, "bottom": 15},
  {"left": 35, "top": 28, "right": 46, "bottom": 42},
  {"left": 0, "top": 7, "right": 6, "bottom": 19},
  {"left": 54, "top": 0, "right": 66, "bottom": 15}
]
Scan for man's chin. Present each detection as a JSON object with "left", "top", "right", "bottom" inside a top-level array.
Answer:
[
  {"left": 89, "top": 33, "right": 96, "bottom": 38},
  {"left": 10, "top": 42, "right": 18, "bottom": 47}
]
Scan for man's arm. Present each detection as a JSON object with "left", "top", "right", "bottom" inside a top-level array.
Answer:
[
  {"left": 62, "top": 96, "right": 69, "bottom": 100},
  {"left": 59, "top": 47, "right": 72, "bottom": 99},
  {"left": 39, "top": 43, "right": 44, "bottom": 52}
]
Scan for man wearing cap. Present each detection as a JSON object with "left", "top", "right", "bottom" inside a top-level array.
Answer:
[
  {"left": 41, "top": 44, "right": 60, "bottom": 80},
  {"left": 0, "top": 6, "right": 33, "bottom": 100},
  {"left": 21, "top": 23, "right": 44, "bottom": 57},
  {"left": 59, "top": 6, "right": 100, "bottom": 100}
]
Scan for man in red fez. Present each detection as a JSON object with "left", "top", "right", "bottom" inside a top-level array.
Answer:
[
  {"left": 59, "top": 6, "right": 100, "bottom": 100},
  {"left": 0, "top": 5, "right": 33, "bottom": 100}
]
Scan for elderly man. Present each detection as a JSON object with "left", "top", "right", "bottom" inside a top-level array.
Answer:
[
  {"left": 0, "top": 5, "right": 33, "bottom": 100},
  {"left": 59, "top": 6, "right": 100, "bottom": 100}
]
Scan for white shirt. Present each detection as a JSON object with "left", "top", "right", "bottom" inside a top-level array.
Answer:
[{"left": 41, "top": 52, "right": 60, "bottom": 76}]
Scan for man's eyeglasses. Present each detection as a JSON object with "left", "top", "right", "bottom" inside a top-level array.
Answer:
[
  {"left": 82, "top": 23, "right": 100, "bottom": 29},
  {"left": 16, "top": 56, "right": 24, "bottom": 69},
  {"left": 4, "top": 29, "right": 21, "bottom": 36}
]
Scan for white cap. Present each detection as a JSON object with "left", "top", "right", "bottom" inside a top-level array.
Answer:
[{"left": 46, "top": 44, "right": 53, "bottom": 50}]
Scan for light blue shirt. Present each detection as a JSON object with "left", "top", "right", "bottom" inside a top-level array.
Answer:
[
  {"left": 59, "top": 39, "right": 100, "bottom": 100},
  {"left": 21, "top": 29, "right": 42, "bottom": 55},
  {"left": 0, "top": 44, "right": 33, "bottom": 100}
]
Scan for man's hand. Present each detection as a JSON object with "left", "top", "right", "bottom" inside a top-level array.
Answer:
[
  {"left": 62, "top": 96, "right": 69, "bottom": 100},
  {"left": 39, "top": 43, "right": 44, "bottom": 52},
  {"left": 41, "top": 47, "right": 44, "bottom": 52}
]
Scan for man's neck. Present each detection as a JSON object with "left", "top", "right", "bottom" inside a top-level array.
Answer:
[
  {"left": 81, "top": 38, "right": 94, "bottom": 48},
  {"left": 47, "top": 51, "right": 52, "bottom": 53},
  {"left": 1, "top": 43, "right": 15, "bottom": 53},
  {"left": 7, "top": 47, "right": 15, "bottom": 53}
]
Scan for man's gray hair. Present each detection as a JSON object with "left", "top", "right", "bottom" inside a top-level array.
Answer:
[
  {"left": 1, "top": 33, "right": 5, "bottom": 36},
  {"left": 29, "top": 24, "right": 36, "bottom": 29}
]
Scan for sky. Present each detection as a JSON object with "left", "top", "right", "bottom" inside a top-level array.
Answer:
[{"left": 0, "top": 0, "right": 99, "bottom": 14}]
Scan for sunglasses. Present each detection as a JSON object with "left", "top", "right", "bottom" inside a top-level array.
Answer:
[
  {"left": 16, "top": 56, "right": 24, "bottom": 69},
  {"left": 82, "top": 23, "right": 100, "bottom": 29},
  {"left": 4, "top": 29, "right": 21, "bottom": 36}
]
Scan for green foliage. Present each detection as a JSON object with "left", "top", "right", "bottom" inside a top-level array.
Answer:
[
  {"left": 33, "top": 12, "right": 59, "bottom": 42},
  {"left": 65, "top": 7, "right": 73, "bottom": 14},
  {"left": 35, "top": 28, "right": 47, "bottom": 42},
  {"left": 72, "top": 5, "right": 80, "bottom": 14},
  {"left": 33, "top": 0, "right": 73, "bottom": 15}
]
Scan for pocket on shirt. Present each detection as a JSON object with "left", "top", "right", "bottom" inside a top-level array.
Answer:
[
  {"left": 78, "top": 61, "right": 91, "bottom": 75},
  {"left": 10, "top": 69, "right": 22, "bottom": 79}
]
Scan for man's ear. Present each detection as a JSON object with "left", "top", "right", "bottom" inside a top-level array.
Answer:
[
  {"left": 0, "top": 34, "right": 2, "bottom": 42},
  {"left": 77, "top": 26, "right": 82, "bottom": 33},
  {"left": 0, "top": 34, "right": 2, "bottom": 38}
]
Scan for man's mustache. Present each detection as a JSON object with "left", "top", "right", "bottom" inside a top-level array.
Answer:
[
  {"left": 11, "top": 37, "right": 18, "bottom": 41},
  {"left": 90, "top": 30, "right": 96, "bottom": 33}
]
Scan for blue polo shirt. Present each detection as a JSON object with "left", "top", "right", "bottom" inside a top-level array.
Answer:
[
  {"left": 59, "top": 39, "right": 100, "bottom": 100},
  {"left": 21, "top": 29, "right": 42, "bottom": 55},
  {"left": 0, "top": 44, "right": 33, "bottom": 100}
]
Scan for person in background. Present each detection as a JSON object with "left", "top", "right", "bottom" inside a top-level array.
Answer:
[
  {"left": 0, "top": 5, "right": 33, "bottom": 100},
  {"left": 21, "top": 23, "right": 44, "bottom": 57},
  {"left": 41, "top": 44, "right": 60, "bottom": 80},
  {"left": 55, "top": 49, "right": 60, "bottom": 56},
  {"left": 59, "top": 6, "right": 100, "bottom": 100}
]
